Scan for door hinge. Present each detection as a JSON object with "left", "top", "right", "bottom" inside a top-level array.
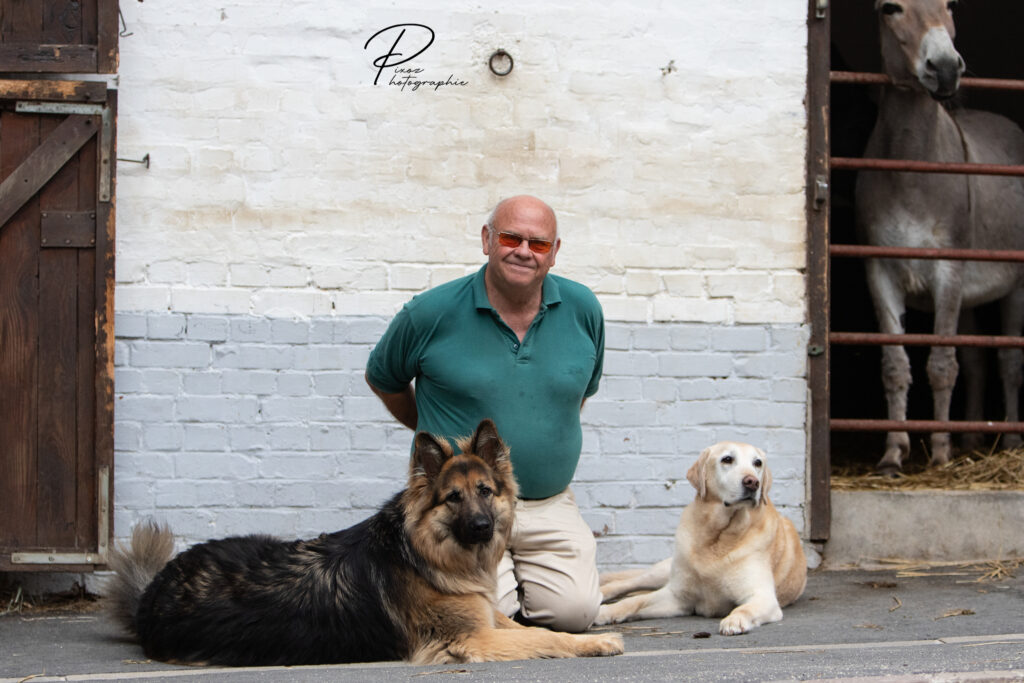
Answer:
[
  {"left": 816, "top": 0, "right": 828, "bottom": 19},
  {"left": 15, "top": 100, "right": 114, "bottom": 203},
  {"left": 813, "top": 175, "right": 829, "bottom": 210}
]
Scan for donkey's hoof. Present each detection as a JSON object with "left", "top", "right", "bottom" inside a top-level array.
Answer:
[{"left": 876, "top": 464, "right": 902, "bottom": 478}]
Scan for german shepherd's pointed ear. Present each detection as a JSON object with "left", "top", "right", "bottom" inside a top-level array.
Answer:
[
  {"left": 686, "top": 447, "right": 712, "bottom": 500},
  {"left": 412, "top": 431, "right": 453, "bottom": 481},
  {"left": 466, "top": 419, "right": 509, "bottom": 468}
]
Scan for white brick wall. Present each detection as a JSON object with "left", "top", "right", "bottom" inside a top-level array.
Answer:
[
  {"left": 112, "top": 313, "right": 808, "bottom": 572},
  {"left": 101, "top": 0, "right": 812, "bottom": 573}
]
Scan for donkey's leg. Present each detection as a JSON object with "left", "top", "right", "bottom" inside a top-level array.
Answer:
[
  {"left": 866, "top": 261, "right": 912, "bottom": 473},
  {"left": 927, "top": 269, "right": 964, "bottom": 467},
  {"left": 958, "top": 308, "right": 986, "bottom": 453},
  {"left": 998, "top": 288, "right": 1024, "bottom": 449}
]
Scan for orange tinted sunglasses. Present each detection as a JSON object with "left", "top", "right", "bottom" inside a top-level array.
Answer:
[{"left": 495, "top": 231, "right": 554, "bottom": 254}]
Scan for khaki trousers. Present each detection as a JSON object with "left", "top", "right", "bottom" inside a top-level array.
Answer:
[{"left": 495, "top": 488, "right": 602, "bottom": 633}]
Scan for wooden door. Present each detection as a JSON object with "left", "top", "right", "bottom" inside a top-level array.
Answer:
[{"left": 0, "top": 0, "right": 117, "bottom": 571}]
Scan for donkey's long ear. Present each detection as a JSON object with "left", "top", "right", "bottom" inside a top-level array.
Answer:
[
  {"left": 412, "top": 432, "right": 452, "bottom": 481},
  {"left": 467, "top": 418, "right": 509, "bottom": 468},
  {"left": 686, "top": 447, "right": 712, "bottom": 500},
  {"left": 758, "top": 446, "right": 772, "bottom": 505}
]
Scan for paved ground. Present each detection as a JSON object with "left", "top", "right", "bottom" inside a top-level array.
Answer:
[{"left": 2, "top": 566, "right": 1023, "bottom": 682}]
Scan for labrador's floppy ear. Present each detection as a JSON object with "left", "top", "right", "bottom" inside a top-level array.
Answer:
[
  {"left": 757, "top": 446, "right": 772, "bottom": 505},
  {"left": 686, "top": 447, "right": 713, "bottom": 500}
]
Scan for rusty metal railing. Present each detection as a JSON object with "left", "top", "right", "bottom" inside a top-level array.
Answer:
[
  {"left": 831, "top": 70, "right": 1024, "bottom": 91},
  {"left": 827, "top": 71, "right": 1024, "bottom": 435}
]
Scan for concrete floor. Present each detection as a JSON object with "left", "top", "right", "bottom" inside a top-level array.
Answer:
[{"left": 2, "top": 566, "right": 1022, "bottom": 682}]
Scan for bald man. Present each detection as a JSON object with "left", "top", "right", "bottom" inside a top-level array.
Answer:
[{"left": 365, "top": 196, "right": 606, "bottom": 632}]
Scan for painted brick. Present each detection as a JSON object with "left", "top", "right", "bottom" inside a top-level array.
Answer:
[
  {"left": 231, "top": 319, "right": 271, "bottom": 342},
  {"left": 176, "top": 396, "right": 260, "bottom": 423},
  {"left": 109, "top": 0, "right": 813, "bottom": 568},
  {"left": 116, "top": 396, "right": 175, "bottom": 422},
  {"left": 114, "top": 422, "right": 141, "bottom": 450},
  {"left": 185, "top": 316, "right": 230, "bottom": 341},
  {"left": 183, "top": 424, "right": 230, "bottom": 451},
  {"left": 229, "top": 425, "right": 271, "bottom": 452},
  {"left": 221, "top": 369, "right": 277, "bottom": 395},
  {"left": 139, "top": 369, "right": 182, "bottom": 394},
  {"left": 276, "top": 373, "right": 313, "bottom": 397},
  {"left": 261, "top": 397, "right": 340, "bottom": 421},
  {"left": 142, "top": 424, "right": 184, "bottom": 451},
  {"left": 269, "top": 424, "right": 311, "bottom": 450},
  {"left": 214, "top": 345, "right": 295, "bottom": 370},
  {"left": 657, "top": 353, "right": 733, "bottom": 378},
  {"left": 271, "top": 320, "right": 310, "bottom": 344},
  {"left": 130, "top": 341, "right": 211, "bottom": 368},
  {"left": 115, "top": 369, "right": 143, "bottom": 393},
  {"left": 116, "top": 313, "right": 148, "bottom": 338},
  {"left": 183, "top": 372, "right": 221, "bottom": 395},
  {"left": 711, "top": 326, "right": 768, "bottom": 352}
]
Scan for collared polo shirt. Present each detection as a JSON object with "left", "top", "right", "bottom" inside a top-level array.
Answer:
[{"left": 366, "top": 265, "right": 604, "bottom": 499}]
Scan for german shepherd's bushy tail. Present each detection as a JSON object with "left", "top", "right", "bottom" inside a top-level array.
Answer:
[{"left": 105, "top": 520, "right": 176, "bottom": 635}]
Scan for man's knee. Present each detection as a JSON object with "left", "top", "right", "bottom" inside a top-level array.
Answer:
[{"left": 521, "top": 584, "right": 601, "bottom": 632}]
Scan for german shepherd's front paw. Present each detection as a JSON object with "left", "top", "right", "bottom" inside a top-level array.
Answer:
[{"left": 579, "top": 632, "right": 624, "bottom": 656}]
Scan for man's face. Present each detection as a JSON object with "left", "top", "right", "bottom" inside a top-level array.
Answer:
[{"left": 481, "top": 199, "right": 560, "bottom": 294}]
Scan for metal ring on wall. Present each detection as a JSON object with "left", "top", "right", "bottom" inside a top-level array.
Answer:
[{"left": 488, "top": 49, "right": 513, "bottom": 77}]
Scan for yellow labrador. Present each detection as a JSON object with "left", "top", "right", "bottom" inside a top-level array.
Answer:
[{"left": 594, "top": 441, "right": 806, "bottom": 635}]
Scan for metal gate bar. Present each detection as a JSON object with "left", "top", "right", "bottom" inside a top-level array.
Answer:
[
  {"left": 832, "top": 419, "right": 1024, "bottom": 433},
  {"left": 832, "top": 156, "right": 1024, "bottom": 177},
  {"left": 831, "top": 70, "right": 1024, "bottom": 91},
  {"left": 830, "top": 332, "right": 1024, "bottom": 348},
  {"left": 826, "top": 70, "right": 1024, "bottom": 436},
  {"left": 830, "top": 244, "right": 1024, "bottom": 262}
]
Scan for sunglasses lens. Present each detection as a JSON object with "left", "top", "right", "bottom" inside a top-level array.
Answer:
[
  {"left": 497, "top": 232, "right": 523, "bottom": 248},
  {"left": 496, "top": 232, "right": 553, "bottom": 254}
]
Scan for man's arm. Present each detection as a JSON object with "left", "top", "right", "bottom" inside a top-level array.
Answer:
[{"left": 365, "top": 372, "right": 418, "bottom": 430}]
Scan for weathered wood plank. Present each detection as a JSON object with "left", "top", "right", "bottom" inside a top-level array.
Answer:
[
  {"left": 44, "top": 1, "right": 83, "bottom": 44},
  {"left": 76, "top": 131, "right": 99, "bottom": 550},
  {"left": 0, "top": 114, "right": 98, "bottom": 232},
  {"left": 0, "top": 79, "right": 106, "bottom": 103},
  {"left": 97, "top": 0, "right": 118, "bottom": 74},
  {"left": 0, "top": 111, "right": 41, "bottom": 549},
  {"left": 36, "top": 113, "right": 80, "bottom": 548},
  {"left": 0, "top": 0, "right": 43, "bottom": 43},
  {"left": 0, "top": 45, "right": 97, "bottom": 73},
  {"left": 93, "top": 92, "right": 117, "bottom": 564}
]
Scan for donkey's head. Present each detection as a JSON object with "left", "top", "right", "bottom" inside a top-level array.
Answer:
[{"left": 876, "top": 0, "right": 965, "bottom": 100}]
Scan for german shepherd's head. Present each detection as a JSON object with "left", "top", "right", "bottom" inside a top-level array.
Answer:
[{"left": 403, "top": 419, "right": 517, "bottom": 591}]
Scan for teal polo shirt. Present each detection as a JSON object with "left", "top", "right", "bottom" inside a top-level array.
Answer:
[{"left": 366, "top": 265, "right": 604, "bottom": 499}]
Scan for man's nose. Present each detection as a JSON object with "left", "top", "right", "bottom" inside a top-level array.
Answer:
[{"left": 512, "top": 239, "right": 534, "bottom": 257}]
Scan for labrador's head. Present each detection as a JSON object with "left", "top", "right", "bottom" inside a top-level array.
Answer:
[{"left": 686, "top": 441, "right": 771, "bottom": 507}]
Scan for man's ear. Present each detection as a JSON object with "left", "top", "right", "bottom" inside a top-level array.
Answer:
[{"left": 481, "top": 225, "right": 491, "bottom": 255}]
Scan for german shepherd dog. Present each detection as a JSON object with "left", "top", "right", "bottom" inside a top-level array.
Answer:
[{"left": 106, "top": 419, "right": 624, "bottom": 666}]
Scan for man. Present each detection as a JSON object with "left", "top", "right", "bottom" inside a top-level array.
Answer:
[{"left": 365, "top": 195, "right": 605, "bottom": 632}]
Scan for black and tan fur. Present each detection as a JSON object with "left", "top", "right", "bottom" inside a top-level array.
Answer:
[{"left": 106, "top": 419, "right": 624, "bottom": 665}]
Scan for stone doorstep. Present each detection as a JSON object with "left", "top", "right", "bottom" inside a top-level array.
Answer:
[{"left": 823, "top": 489, "right": 1024, "bottom": 568}]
